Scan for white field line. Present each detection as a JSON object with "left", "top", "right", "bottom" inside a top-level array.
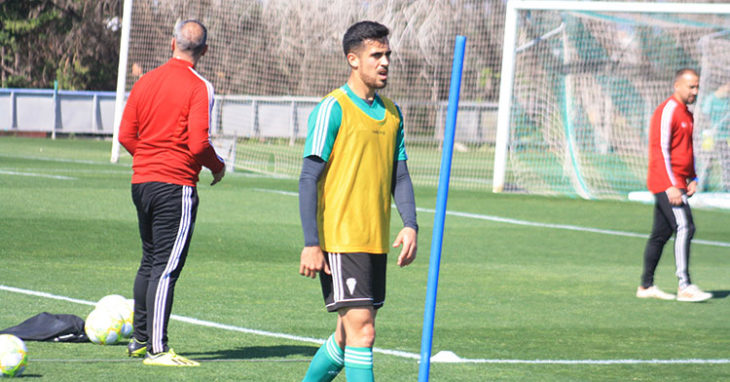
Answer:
[
  {"left": 0, "top": 154, "right": 284, "bottom": 179},
  {"left": 30, "top": 358, "right": 309, "bottom": 363},
  {"left": 253, "top": 188, "right": 299, "bottom": 197},
  {"left": 4, "top": 283, "right": 729, "bottom": 366},
  {"left": 0, "top": 168, "right": 132, "bottom": 175},
  {"left": 439, "top": 358, "right": 730, "bottom": 364},
  {"left": 252, "top": 189, "right": 730, "bottom": 248},
  {"left": 0, "top": 169, "right": 77, "bottom": 180},
  {"left": 2, "top": 285, "right": 728, "bottom": 365},
  {"left": 0, "top": 285, "right": 417, "bottom": 361},
  {"left": 0, "top": 153, "right": 127, "bottom": 166}
]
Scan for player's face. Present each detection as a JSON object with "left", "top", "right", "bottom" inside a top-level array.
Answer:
[
  {"left": 351, "top": 39, "right": 391, "bottom": 90},
  {"left": 674, "top": 73, "right": 699, "bottom": 105}
]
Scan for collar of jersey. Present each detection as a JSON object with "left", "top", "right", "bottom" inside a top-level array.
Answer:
[
  {"left": 341, "top": 84, "right": 386, "bottom": 121},
  {"left": 170, "top": 57, "right": 194, "bottom": 68}
]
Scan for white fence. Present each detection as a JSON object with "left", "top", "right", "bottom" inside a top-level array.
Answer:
[
  {"left": 215, "top": 95, "right": 498, "bottom": 144},
  {"left": 1, "top": 89, "right": 498, "bottom": 145},
  {"left": 0, "top": 88, "right": 117, "bottom": 134}
]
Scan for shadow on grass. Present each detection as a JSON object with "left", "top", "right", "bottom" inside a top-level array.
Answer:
[
  {"left": 186, "top": 345, "right": 318, "bottom": 361},
  {"left": 710, "top": 290, "right": 730, "bottom": 299}
]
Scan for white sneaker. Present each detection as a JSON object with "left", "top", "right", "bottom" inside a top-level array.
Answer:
[
  {"left": 677, "top": 284, "right": 713, "bottom": 302},
  {"left": 636, "top": 286, "right": 676, "bottom": 300}
]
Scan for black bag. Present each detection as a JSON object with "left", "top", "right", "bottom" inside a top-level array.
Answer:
[{"left": 0, "top": 312, "right": 88, "bottom": 342}]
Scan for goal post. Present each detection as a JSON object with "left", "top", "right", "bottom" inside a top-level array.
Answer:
[
  {"left": 493, "top": 0, "right": 730, "bottom": 198},
  {"left": 110, "top": 0, "right": 133, "bottom": 164}
]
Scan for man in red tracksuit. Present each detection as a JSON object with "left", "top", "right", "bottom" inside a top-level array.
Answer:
[
  {"left": 637, "top": 68, "right": 712, "bottom": 303},
  {"left": 119, "top": 19, "right": 225, "bottom": 366}
]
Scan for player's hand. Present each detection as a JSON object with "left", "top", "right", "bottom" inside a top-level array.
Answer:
[
  {"left": 686, "top": 179, "right": 697, "bottom": 197},
  {"left": 211, "top": 166, "right": 226, "bottom": 186},
  {"left": 393, "top": 227, "right": 417, "bottom": 267},
  {"left": 299, "top": 246, "right": 329, "bottom": 278},
  {"left": 666, "top": 186, "right": 683, "bottom": 206}
]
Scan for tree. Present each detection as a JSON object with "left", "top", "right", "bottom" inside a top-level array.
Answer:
[{"left": 0, "top": 0, "right": 121, "bottom": 90}]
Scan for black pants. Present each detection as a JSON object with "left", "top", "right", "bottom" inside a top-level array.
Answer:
[
  {"left": 131, "top": 182, "right": 198, "bottom": 354},
  {"left": 641, "top": 190, "right": 695, "bottom": 289}
]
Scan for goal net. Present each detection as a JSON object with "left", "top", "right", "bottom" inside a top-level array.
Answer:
[
  {"left": 493, "top": 1, "right": 730, "bottom": 199},
  {"left": 111, "top": 0, "right": 506, "bottom": 189}
]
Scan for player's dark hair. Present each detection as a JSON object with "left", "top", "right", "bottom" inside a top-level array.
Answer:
[
  {"left": 675, "top": 68, "right": 698, "bottom": 82},
  {"left": 342, "top": 21, "right": 390, "bottom": 56}
]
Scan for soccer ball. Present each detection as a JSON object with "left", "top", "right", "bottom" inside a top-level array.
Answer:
[
  {"left": 84, "top": 308, "right": 124, "bottom": 345},
  {"left": 0, "top": 334, "right": 27, "bottom": 378},
  {"left": 96, "top": 294, "right": 134, "bottom": 338}
]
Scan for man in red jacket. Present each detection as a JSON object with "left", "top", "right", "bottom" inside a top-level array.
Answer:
[
  {"left": 637, "top": 68, "right": 712, "bottom": 303},
  {"left": 119, "top": 19, "right": 225, "bottom": 366}
]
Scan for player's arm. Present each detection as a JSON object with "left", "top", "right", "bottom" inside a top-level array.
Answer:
[
  {"left": 118, "top": 86, "right": 140, "bottom": 155},
  {"left": 391, "top": 104, "right": 417, "bottom": 267},
  {"left": 298, "top": 96, "right": 341, "bottom": 278},
  {"left": 299, "top": 156, "right": 328, "bottom": 278},
  {"left": 392, "top": 160, "right": 418, "bottom": 267},
  {"left": 188, "top": 82, "right": 225, "bottom": 185},
  {"left": 658, "top": 106, "right": 683, "bottom": 205}
]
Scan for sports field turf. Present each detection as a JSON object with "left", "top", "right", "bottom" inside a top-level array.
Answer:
[{"left": 1, "top": 136, "right": 728, "bottom": 381}]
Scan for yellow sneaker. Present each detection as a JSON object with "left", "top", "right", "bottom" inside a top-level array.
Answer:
[
  {"left": 127, "top": 338, "right": 147, "bottom": 358},
  {"left": 142, "top": 349, "right": 200, "bottom": 367}
]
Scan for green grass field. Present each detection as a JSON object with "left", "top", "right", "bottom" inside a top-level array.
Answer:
[{"left": 1, "top": 136, "right": 729, "bottom": 381}]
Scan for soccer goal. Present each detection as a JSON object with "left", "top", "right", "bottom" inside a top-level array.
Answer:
[
  {"left": 109, "top": 0, "right": 507, "bottom": 189},
  {"left": 492, "top": 0, "right": 730, "bottom": 199}
]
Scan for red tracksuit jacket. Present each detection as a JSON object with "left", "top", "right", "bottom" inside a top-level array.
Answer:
[
  {"left": 647, "top": 95, "right": 696, "bottom": 194},
  {"left": 119, "top": 58, "right": 224, "bottom": 187}
]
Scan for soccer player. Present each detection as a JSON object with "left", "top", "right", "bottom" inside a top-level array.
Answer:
[
  {"left": 636, "top": 68, "right": 712, "bottom": 303},
  {"left": 118, "top": 19, "right": 225, "bottom": 366},
  {"left": 298, "top": 21, "right": 418, "bottom": 381}
]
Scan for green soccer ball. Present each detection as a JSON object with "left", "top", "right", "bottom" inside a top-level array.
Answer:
[{"left": 0, "top": 334, "right": 27, "bottom": 378}]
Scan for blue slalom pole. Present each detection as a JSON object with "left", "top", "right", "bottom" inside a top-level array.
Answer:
[{"left": 418, "top": 35, "right": 467, "bottom": 382}]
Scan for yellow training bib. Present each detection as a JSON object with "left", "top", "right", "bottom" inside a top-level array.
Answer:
[{"left": 318, "top": 89, "right": 401, "bottom": 254}]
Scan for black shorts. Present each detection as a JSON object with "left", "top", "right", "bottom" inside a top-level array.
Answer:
[{"left": 320, "top": 253, "right": 387, "bottom": 312}]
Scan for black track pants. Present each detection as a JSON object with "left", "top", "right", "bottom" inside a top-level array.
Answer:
[
  {"left": 131, "top": 182, "right": 198, "bottom": 354},
  {"left": 641, "top": 190, "right": 695, "bottom": 289}
]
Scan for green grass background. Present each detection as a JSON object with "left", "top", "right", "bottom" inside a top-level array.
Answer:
[{"left": 0, "top": 136, "right": 728, "bottom": 381}]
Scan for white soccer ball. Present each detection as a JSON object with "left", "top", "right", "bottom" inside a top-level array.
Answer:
[
  {"left": 96, "top": 295, "right": 134, "bottom": 338},
  {"left": 84, "top": 308, "right": 124, "bottom": 345},
  {"left": 0, "top": 334, "right": 27, "bottom": 378}
]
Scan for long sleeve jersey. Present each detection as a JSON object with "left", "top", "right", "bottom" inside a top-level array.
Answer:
[
  {"left": 647, "top": 95, "right": 696, "bottom": 194},
  {"left": 119, "top": 58, "right": 224, "bottom": 187}
]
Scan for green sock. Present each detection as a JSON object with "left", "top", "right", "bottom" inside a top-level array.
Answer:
[
  {"left": 302, "top": 334, "right": 344, "bottom": 382},
  {"left": 344, "top": 346, "right": 374, "bottom": 382}
]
